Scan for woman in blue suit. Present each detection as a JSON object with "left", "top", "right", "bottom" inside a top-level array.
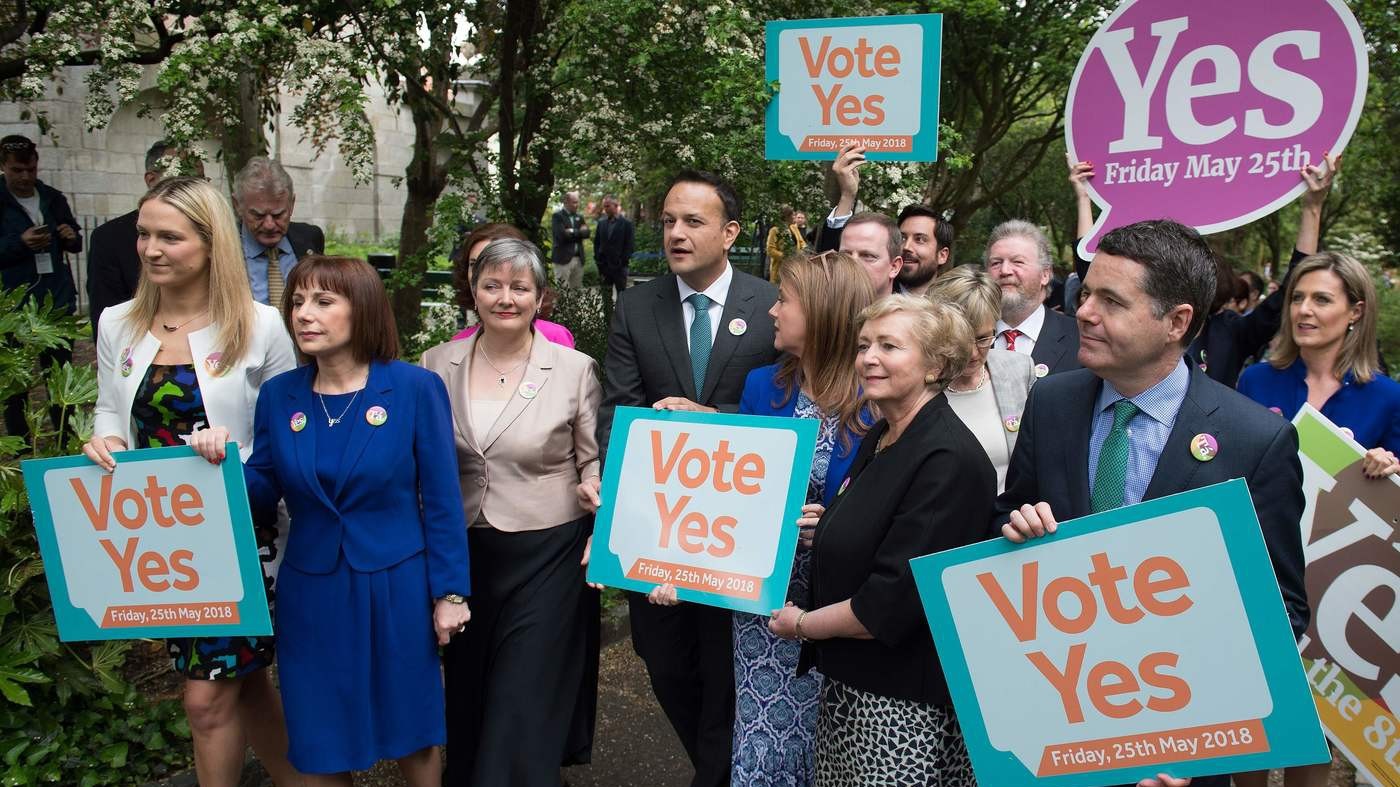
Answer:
[
  {"left": 243, "top": 256, "right": 471, "bottom": 785},
  {"left": 731, "top": 250, "right": 875, "bottom": 785}
]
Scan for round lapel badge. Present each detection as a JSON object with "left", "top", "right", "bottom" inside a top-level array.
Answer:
[
  {"left": 1199, "top": 363, "right": 1209, "bottom": 373},
  {"left": 1341, "top": 426, "right": 1355, "bottom": 440},
  {"left": 290, "top": 412, "right": 307, "bottom": 432},
  {"left": 1004, "top": 415, "right": 1021, "bottom": 433},
  {"left": 1269, "top": 406, "right": 1283, "bottom": 415},
  {"left": 729, "top": 318, "right": 747, "bottom": 336},
  {"left": 204, "top": 352, "right": 225, "bottom": 377},
  {"left": 1034, "top": 363, "right": 1049, "bottom": 378},
  {"left": 366, "top": 405, "right": 388, "bottom": 426},
  {"left": 1190, "top": 433, "right": 1218, "bottom": 462},
  {"left": 119, "top": 347, "right": 134, "bottom": 377},
  {"left": 518, "top": 381, "right": 539, "bottom": 400}
]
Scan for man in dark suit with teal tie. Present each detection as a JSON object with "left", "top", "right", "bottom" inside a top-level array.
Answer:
[
  {"left": 996, "top": 219, "right": 1308, "bottom": 787},
  {"left": 597, "top": 170, "right": 779, "bottom": 787}
]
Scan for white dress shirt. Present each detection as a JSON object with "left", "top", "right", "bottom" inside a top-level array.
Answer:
[
  {"left": 676, "top": 263, "right": 733, "bottom": 350},
  {"left": 995, "top": 304, "right": 1047, "bottom": 356}
]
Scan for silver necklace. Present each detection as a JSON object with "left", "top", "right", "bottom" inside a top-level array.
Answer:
[
  {"left": 317, "top": 389, "right": 360, "bottom": 427},
  {"left": 478, "top": 343, "right": 529, "bottom": 386}
]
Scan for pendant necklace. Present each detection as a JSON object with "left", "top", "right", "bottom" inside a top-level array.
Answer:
[
  {"left": 159, "top": 311, "right": 208, "bottom": 333},
  {"left": 317, "top": 389, "right": 360, "bottom": 427},
  {"left": 478, "top": 343, "right": 528, "bottom": 386}
]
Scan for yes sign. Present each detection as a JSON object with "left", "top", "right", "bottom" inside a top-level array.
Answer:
[{"left": 1066, "top": 0, "right": 1367, "bottom": 257}]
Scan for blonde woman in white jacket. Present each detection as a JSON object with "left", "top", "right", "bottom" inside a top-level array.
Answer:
[{"left": 82, "top": 177, "right": 300, "bottom": 787}]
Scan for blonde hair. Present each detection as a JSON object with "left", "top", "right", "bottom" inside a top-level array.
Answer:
[
  {"left": 1269, "top": 251, "right": 1380, "bottom": 383},
  {"left": 128, "top": 177, "right": 255, "bottom": 369},
  {"left": 856, "top": 294, "right": 973, "bottom": 391},
  {"left": 773, "top": 250, "right": 876, "bottom": 445},
  {"left": 927, "top": 265, "right": 1001, "bottom": 332}
]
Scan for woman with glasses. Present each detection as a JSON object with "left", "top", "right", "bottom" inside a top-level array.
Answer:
[{"left": 927, "top": 266, "right": 1036, "bottom": 493}]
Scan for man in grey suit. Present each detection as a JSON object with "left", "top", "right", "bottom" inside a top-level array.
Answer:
[
  {"left": 997, "top": 219, "right": 1307, "bottom": 787},
  {"left": 985, "top": 219, "right": 1082, "bottom": 376},
  {"left": 597, "top": 170, "right": 779, "bottom": 787}
]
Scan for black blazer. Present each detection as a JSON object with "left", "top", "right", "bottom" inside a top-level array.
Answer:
[
  {"left": 1033, "top": 307, "right": 1082, "bottom": 376},
  {"left": 802, "top": 395, "right": 997, "bottom": 706},
  {"left": 593, "top": 214, "right": 635, "bottom": 275},
  {"left": 550, "top": 208, "right": 589, "bottom": 265},
  {"left": 995, "top": 365, "right": 1309, "bottom": 636},
  {"left": 286, "top": 221, "right": 326, "bottom": 260},
  {"left": 597, "top": 268, "right": 779, "bottom": 458},
  {"left": 87, "top": 209, "right": 141, "bottom": 337}
]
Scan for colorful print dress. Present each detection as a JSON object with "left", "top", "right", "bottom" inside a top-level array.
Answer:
[
  {"left": 730, "top": 393, "right": 837, "bottom": 786},
  {"left": 129, "top": 363, "right": 277, "bottom": 680}
]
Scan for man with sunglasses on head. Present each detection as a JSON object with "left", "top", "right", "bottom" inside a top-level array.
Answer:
[
  {"left": 0, "top": 134, "right": 83, "bottom": 441},
  {"left": 86, "top": 140, "right": 206, "bottom": 337}
]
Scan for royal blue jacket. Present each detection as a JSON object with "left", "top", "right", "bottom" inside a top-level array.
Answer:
[{"left": 1238, "top": 358, "right": 1400, "bottom": 455}]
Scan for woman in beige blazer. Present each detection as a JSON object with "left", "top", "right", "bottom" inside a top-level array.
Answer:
[
  {"left": 927, "top": 266, "right": 1037, "bottom": 493},
  {"left": 419, "top": 238, "right": 601, "bottom": 787}
]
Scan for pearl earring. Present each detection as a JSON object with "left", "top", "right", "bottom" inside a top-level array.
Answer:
[{"left": 924, "top": 373, "right": 937, "bottom": 385}]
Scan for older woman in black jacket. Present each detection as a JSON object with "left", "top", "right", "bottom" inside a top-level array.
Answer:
[{"left": 769, "top": 295, "right": 995, "bottom": 786}]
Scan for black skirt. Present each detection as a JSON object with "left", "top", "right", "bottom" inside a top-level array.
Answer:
[{"left": 442, "top": 516, "right": 598, "bottom": 787}]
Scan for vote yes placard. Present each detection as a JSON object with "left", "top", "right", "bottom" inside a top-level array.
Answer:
[
  {"left": 1066, "top": 0, "right": 1368, "bottom": 256},
  {"left": 23, "top": 445, "right": 271, "bottom": 641},
  {"left": 588, "top": 407, "right": 817, "bottom": 614},
  {"left": 912, "top": 480, "right": 1328, "bottom": 786},
  {"left": 765, "top": 14, "right": 943, "bottom": 161}
]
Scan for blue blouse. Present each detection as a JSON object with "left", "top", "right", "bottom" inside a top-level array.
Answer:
[{"left": 1237, "top": 358, "right": 1400, "bottom": 454}]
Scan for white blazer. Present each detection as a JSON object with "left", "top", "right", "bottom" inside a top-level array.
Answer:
[{"left": 93, "top": 300, "right": 297, "bottom": 459}]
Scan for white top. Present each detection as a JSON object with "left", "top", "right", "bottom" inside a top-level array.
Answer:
[
  {"left": 995, "top": 304, "right": 1047, "bottom": 356},
  {"left": 13, "top": 192, "right": 41, "bottom": 225},
  {"left": 468, "top": 399, "right": 508, "bottom": 440},
  {"left": 676, "top": 262, "right": 733, "bottom": 348},
  {"left": 945, "top": 380, "right": 1012, "bottom": 493}
]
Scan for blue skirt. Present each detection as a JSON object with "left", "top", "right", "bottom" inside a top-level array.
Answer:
[{"left": 276, "top": 553, "right": 446, "bottom": 774}]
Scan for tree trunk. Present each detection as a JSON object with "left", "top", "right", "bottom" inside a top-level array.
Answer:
[
  {"left": 391, "top": 92, "right": 450, "bottom": 338},
  {"left": 220, "top": 73, "right": 268, "bottom": 187}
]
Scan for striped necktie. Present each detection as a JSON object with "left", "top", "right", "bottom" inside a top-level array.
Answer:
[{"left": 266, "top": 246, "right": 285, "bottom": 308}]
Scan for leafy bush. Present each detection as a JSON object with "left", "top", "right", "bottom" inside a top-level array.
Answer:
[
  {"left": 0, "top": 289, "right": 190, "bottom": 785},
  {"left": 549, "top": 285, "right": 610, "bottom": 371}
]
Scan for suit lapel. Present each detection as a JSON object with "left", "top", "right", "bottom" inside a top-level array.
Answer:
[
  {"left": 481, "top": 337, "right": 553, "bottom": 452},
  {"left": 654, "top": 281, "right": 697, "bottom": 400},
  {"left": 1062, "top": 374, "right": 1099, "bottom": 517},
  {"left": 288, "top": 368, "right": 336, "bottom": 511},
  {"left": 700, "top": 273, "right": 755, "bottom": 403},
  {"left": 332, "top": 361, "right": 394, "bottom": 501},
  {"left": 1033, "top": 313, "right": 1065, "bottom": 371},
  {"left": 1143, "top": 368, "right": 1218, "bottom": 501},
  {"left": 445, "top": 336, "right": 481, "bottom": 454}
]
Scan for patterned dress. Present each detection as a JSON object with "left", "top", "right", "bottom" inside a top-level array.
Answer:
[
  {"left": 129, "top": 363, "right": 277, "bottom": 680},
  {"left": 731, "top": 393, "right": 838, "bottom": 786}
]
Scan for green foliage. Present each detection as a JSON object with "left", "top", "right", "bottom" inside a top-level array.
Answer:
[
  {"left": 0, "top": 287, "right": 190, "bottom": 784},
  {"left": 549, "top": 287, "right": 610, "bottom": 371},
  {"left": 323, "top": 232, "right": 400, "bottom": 262}
]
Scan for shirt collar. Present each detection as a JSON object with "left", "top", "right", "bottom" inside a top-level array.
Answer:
[
  {"left": 240, "top": 226, "right": 295, "bottom": 260},
  {"left": 997, "top": 304, "right": 1047, "bottom": 341},
  {"left": 1095, "top": 357, "right": 1191, "bottom": 427},
  {"left": 676, "top": 262, "right": 733, "bottom": 309}
]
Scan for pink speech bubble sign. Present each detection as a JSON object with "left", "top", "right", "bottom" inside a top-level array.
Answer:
[{"left": 1067, "top": 0, "right": 1367, "bottom": 258}]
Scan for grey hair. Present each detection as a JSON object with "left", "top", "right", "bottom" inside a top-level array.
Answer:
[
  {"left": 984, "top": 219, "right": 1054, "bottom": 271},
  {"left": 232, "top": 156, "right": 295, "bottom": 202},
  {"left": 472, "top": 238, "right": 549, "bottom": 294}
]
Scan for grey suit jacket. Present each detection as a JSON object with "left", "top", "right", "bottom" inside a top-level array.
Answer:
[
  {"left": 597, "top": 267, "right": 780, "bottom": 459},
  {"left": 995, "top": 364, "right": 1309, "bottom": 636},
  {"left": 985, "top": 348, "right": 1036, "bottom": 457}
]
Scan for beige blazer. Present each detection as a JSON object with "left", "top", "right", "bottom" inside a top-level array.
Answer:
[{"left": 420, "top": 332, "right": 602, "bottom": 532}]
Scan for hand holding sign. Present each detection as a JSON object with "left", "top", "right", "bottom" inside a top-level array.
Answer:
[{"left": 1066, "top": 0, "right": 1367, "bottom": 256}]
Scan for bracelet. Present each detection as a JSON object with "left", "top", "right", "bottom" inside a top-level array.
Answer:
[
  {"left": 438, "top": 593, "right": 467, "bottom": 605},
  {"left": 795, "top": 610, "right": 810, "bottom": 642}
]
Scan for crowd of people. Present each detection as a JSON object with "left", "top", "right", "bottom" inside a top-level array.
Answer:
[{"left": 2, "top": 126, "right": 1399, "bottom": 787}]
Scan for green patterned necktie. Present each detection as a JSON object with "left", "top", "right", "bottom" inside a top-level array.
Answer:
[
  {"left": 1091, "top": 399, "right": 1140, "bottom": 513},
  {"left": 686, "top": 293, "right": 713, "bottom": 394}
]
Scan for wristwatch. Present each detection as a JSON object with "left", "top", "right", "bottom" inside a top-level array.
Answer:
[{"left": 438, "top": 593, "right": 467, "bottom": 604}]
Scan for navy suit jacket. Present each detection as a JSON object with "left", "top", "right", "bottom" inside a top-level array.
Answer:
[
  {"left": 738, "top": 363, "right": 869, "bottom": 506},
  {"left": 0, "top": 180, "right": 82, "bottom": 310},
  {"left": 1032, "top": 308, "right": 1082, "bottom": 376},
  {"left": 995, "top": 364, "right": 1309, "bottom": 636},
  {"left": 244, "top": 360, "right": 470, "bottom": 598}
]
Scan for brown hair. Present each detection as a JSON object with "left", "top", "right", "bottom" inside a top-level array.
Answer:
[
  {"left": 453, "top": 223, "right": 528, "bottom": 311},
  {"left": 1269, "top": 251, "right": 1380, "bottom": 383},
  {"left": 283, "top": 256, "right": 399, "bottom": 363},
  {"left": 773, "top": 250, "right": 876, "bottom": 447},
  {"left": 845, "top": 212, "right": 903, "bottom": 262}
]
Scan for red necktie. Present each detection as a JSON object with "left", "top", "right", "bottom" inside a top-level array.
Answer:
[{"left": 1002, "top": 328, "right": 1022, "bottom": 352}]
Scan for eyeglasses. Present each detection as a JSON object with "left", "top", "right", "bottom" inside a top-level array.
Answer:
[{"left": 974, "top": 334, "right": 996, "bottom": 349}]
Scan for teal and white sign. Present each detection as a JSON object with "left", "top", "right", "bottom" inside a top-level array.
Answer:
[
  {"left": 765, "top": 14, "right": 943, "bottom": 161},
  {"left": 911, "top": 480, "right": 1327, "bottom": 786},
  {"left": 587, "top": 407, "right": 817, "bottom": 615},
  {"left": 22, "top": 445, "right": 272, "bottom": 641}
]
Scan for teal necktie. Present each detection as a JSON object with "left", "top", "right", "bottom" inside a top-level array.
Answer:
[
  {"left": 1091, "top": 399, "right": 1140, "bottom": 513},
  {"left": 687, "top": 293, "right": 713, "bottom": 395}
]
